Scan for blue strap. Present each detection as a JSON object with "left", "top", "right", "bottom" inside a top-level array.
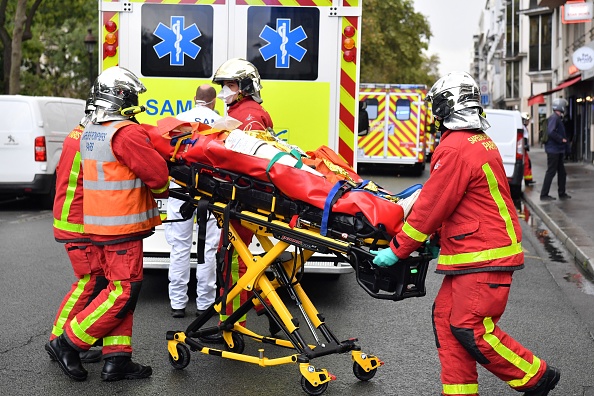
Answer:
[
  {"left": 394, "top": 183, "right": 423, "bottom": 199},
  {"left": 321, "top": 180, "right": 348, "bottom": 237}
]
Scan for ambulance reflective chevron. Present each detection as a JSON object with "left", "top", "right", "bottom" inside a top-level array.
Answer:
[
  {"left": 357, "top": 84, "right": 432, "bottom": 176},
  {"left": 98, "top": 0, "right": 363, "bottom": 275}
]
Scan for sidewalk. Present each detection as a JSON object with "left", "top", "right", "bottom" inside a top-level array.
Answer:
[{"left": 523, "top": 147, "right": 594, "bottom": 277}]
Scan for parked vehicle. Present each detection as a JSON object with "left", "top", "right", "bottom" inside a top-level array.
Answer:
[
  {"left": 483, "top": 109, "right": 525, "bottom": 199},
  {"left": 358, "top": 84, "right": 432, "bottom": 176},
  {"left": 0, "top": 95, "right": 85, "bottom": 208}
]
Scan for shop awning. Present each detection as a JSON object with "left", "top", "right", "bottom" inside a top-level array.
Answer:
[{"left": 527, "top": 75, "right": 582, "bottom": 106}]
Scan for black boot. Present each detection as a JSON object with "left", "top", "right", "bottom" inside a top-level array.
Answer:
[
  {"left": 257, "top": 309, "right": 282, "bottom": 336},
  {"left": 523, "top": 366, "right": 561, "bottom": 395},
  {"left": 46, "top": 342, "right": 102, "bottom": 363},
  {"left": 45, "top": 336, "right": 88, "bottom": 381},
  {"left": 101, "top": 356, "right": 152, "bottom": 381}
]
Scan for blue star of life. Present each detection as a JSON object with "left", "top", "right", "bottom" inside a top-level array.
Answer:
[
  {"left": 259, "top": 18, "right": 307, "bottom": 68},
  {"left": 153, "top": 16, "right": 201, "bottom": 66}
]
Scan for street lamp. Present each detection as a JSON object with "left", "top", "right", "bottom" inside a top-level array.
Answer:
[{"left": 84, "top": 28, "right": 97, "bottom": 86}]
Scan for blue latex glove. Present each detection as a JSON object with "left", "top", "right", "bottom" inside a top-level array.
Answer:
[{"left": 370, "top": 248, "right": 399, "bottom": 267}]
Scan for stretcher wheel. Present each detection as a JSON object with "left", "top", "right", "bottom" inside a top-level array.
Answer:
[
  {"left": 224, "top": 333, "right": 245, "bottom": 354},
  {"left": 300, "top": 375, "right": 329, "bottom": 396},
  {"left": 169, "top": 343, "right": 191, "bottom": 370},
  {"left": 352, "top": 361, "right": 377, "bottom": 381}
]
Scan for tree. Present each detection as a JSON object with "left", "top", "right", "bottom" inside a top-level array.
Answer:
[
  {"left": 360, "top": 0, "right": 440, "bottom": 87},
  {"left": 0, "top": 0, "right": 43, "bottom": 94},
  {"left": 0, "top": 0, "right": 96, "bottom": 97}
]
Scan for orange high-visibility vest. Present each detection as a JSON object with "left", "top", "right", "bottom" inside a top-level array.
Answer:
[{"left": 80, "top": 120, "right": 160, "bottom": 235}]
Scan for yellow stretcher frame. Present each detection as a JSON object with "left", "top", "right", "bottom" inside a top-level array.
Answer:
[{"left": 165, "top": 189, "right": 385, "bottom": 396}]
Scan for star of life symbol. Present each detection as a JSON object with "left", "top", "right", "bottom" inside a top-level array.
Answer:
[
  {"left": 153, "top": 16, "right": 201, "bottom": 66},
  {"left": 259, "top": 18, "right": 307, "bottom": 68}
]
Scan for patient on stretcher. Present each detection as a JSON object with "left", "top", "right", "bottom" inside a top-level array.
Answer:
[{"left": 146, "top": 117, "right": 421, "bottom": 241}]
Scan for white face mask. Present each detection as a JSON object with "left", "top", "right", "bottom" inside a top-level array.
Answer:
[{"left": 217, "top": 85, "right": 238, "bottom": 105}]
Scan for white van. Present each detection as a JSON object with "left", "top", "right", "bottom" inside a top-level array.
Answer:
[
  {"left": 0, "top": 95, "right": 86, "bottom": 207},
  {"left": 483, "top": 109, "right": 525, "bottom": 200}
]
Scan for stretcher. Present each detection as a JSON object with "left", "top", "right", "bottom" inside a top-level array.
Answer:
[{"left": 164, "top": 159, "right": 431, "bottom": 395}]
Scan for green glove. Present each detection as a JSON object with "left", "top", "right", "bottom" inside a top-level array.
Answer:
[
  {"left": 425, "top": 241, "right": 440, "bottom": 260},
  {"left": 370, "top": 248, "right": 399, "bottom": 267}
]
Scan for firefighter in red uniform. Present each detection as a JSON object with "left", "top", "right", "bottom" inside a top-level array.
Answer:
[
  {"left": 522, "top": 112, "right": 535, "bottom": 187},
  {"left": 46, "top": 66, "right": 170, "bottom": 382},
  {"left": 211, "top": 58, "right": 279, "bottom": 335},
  {"left": 372, "top": 72, "right": 560, "bottom": 396},
  {"left": 46, "top": 98, "right": 105, "bottom": 365}
]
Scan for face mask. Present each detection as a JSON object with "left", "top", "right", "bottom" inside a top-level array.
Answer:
[
  {"left": 217, "top": 85, "right": 238, "bottom": 105},
  {"left": 195, "top": 99, "right": 215, "bottom": 107}
]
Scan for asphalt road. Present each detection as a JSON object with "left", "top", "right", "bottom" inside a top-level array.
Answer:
[{"left": 2, "top": 167, "right": 594, "bottom": 395}]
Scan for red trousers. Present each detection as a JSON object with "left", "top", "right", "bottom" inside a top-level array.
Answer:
[
  {"left": 524, "top": 151, "right": 533, "bottom": 181},
  {"left": 50, "top": 242, "right": 106, "bottom": 340},
  {"left": 65, "top": 239, "right": 144, "bottom": 356},
  {"left": 219, "top": 219, "right": 268, "bottom": 326},
  {"left": 433, "top": 272, "right": 547, "bottom": 395}
]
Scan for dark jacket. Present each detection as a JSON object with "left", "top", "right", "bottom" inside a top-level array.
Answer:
[{"left": 545, "top": 113, "right": 567, "bottom": 155}]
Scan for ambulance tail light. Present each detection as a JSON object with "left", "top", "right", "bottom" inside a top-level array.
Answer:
[
  {"left": 343, "top": 26, "right": 356, "bottom": 62},
  {"left": 104, "top": 20, "right": 118, "bottom": 57},
  {"left": 516, "top": 129, "right": 524, "bottom": 160},
  {"left": 35, "top": 136, "right": 47, "bottom": 162}
]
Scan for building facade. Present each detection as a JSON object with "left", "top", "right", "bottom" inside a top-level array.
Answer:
[{"left": 473, "top": 0, "right": 594, "bottom": 163}]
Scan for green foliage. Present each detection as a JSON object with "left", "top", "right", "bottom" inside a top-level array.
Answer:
[
  {"left": 360, "top": 0, "right": 440, "bottom": 87},
  {"left": 0, "top": 0, "right": 98, "bottom": 97}
]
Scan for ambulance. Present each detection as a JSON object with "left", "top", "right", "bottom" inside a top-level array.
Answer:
[
  {"left": 357, "top": 83, "right": 432, "bottom": 175},
  {"left": 97, "top": 0, "right": 363, "bottom": 276}
]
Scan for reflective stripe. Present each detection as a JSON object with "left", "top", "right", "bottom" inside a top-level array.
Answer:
[
  {"left": 437, "top": 242, "right": 523, "bottom": 265},
  {"left": 70, "top": 281, "right": 124, "bottom": 346},
  {"left": 52, "top": 274, "right": 90, "bottom": 337},
  {"left": 84, "top": 207, "right": 160, "bottom": 226},
  {"left": 437, "top": 163, "right": 522, "bottom": 266},
  {"left": 482, "top": 317, "right": 541, "bottom": 387},
  {"left": 103, "top": 336, "right": 132, "bottom": 347},
  {"left": 54, "top": 151, "right": 84, "bottom": 234},
  {"left": 402, "top": 222, "right": 428, "bottom": 243},
  {"left": 83, "top": 178, "right": 145, "bottom": 191},
  {"left": 483, "top": 163, "right": 518, "bottom": 244},
  {"left": 53, "top": 218, "right": 85, "bottom": 233},
  {"left": 151, "top": 179, "right": 170, "bottom": 195},
  {"left": 442, "top": 383, "right": 479, "bottom": 395}
]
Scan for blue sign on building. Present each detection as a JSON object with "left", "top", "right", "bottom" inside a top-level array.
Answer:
[{"left": 481, "top": 94, "right": 490, "bottom": 105}]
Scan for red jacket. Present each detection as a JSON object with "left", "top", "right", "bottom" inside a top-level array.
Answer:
[
  {"left": 228, "top": 96, "right": 273, "bottom": 131},
  {"left": 391, "top": 129, "right": 524, "bottom": 274},
  {"left": 53, "top": 124, "right": 88, "bottom": 243}
]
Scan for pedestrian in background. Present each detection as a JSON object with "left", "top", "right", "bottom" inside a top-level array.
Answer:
[
  {"left": 540, "top": 98, "right": 571, "bottom": 201},
  {"left": 165, "top": 85, "right": 222, "bottom": 334},
  {"left": 372, "top": 71, "right": 560, "bottom": 396},
  {"left": 522, "top": 112, "right": 536, "bottom": 187}
]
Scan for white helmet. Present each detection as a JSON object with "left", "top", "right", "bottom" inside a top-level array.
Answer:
[
  {"left": 552, "top": 98, "right": 568, "bottom": 114},
  {"left": 212, "top": 58, "right": 263, "bottom": 103},
  {"left": 426, "top": 71, "right": 482, "bottom": 120},
  {"left": 426, "top": 71, "right": 489, "bottom": 131},
  {"left": 92, "top": 66, "right": 146, "bottom": 123}
]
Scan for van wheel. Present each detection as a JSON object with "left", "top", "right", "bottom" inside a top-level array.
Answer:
[
  {"left": 411, "top": 162, "right": 425, "bottom": 176},
  {"left": 38, "top": 173, "right": 56, "bottom": 210}
]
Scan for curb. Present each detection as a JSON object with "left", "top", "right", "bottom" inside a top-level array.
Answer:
[{"left": 523, "top": 195, "right": 594, "bottom": 278}]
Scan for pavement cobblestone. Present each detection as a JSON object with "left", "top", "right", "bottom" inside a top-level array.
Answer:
[{"left": 523, "top": 147, "right": 594, "bottom": 277}]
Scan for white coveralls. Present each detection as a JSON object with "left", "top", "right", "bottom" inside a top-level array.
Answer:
[{"left": 165, "top": 104, "right": 222, "bottom": 311}]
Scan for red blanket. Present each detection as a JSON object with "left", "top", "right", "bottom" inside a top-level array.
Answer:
[{"left": 146, "top": 117, "right": 405, "bottom": 237}]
